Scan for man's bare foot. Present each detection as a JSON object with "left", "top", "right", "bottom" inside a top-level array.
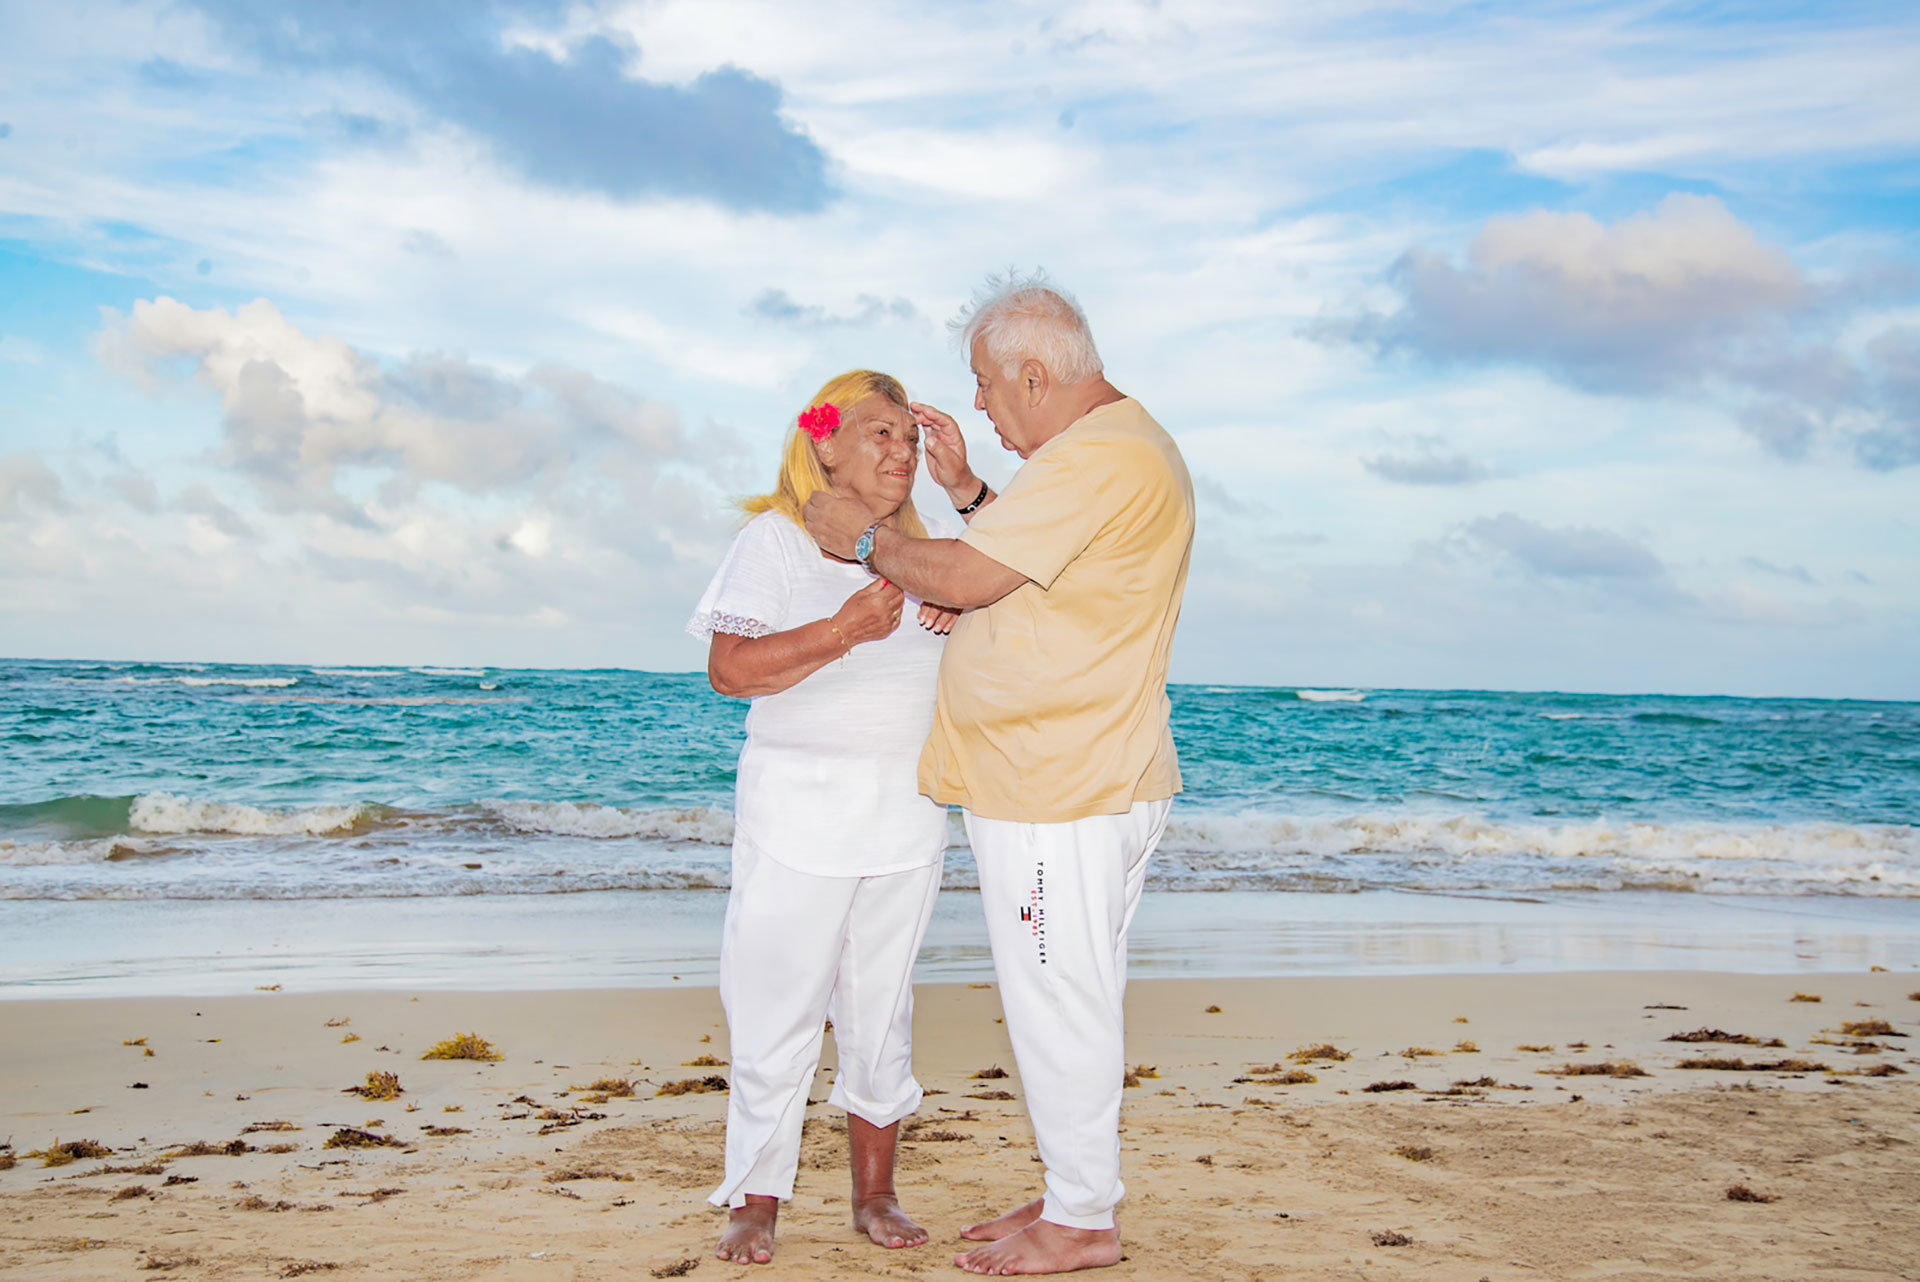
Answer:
[
  {"left": 955, "top": 1220, "right": 1122, "bottom": 1275},
  {"left": 960, "top": 1196, "right": 1046, "bottom": 1242},
  {"left": 716, "top": 1196, "right": 778, "bottom": 1265},
  {"left": 853, "top": 1193, "right": 930, "bottom": 1249}
]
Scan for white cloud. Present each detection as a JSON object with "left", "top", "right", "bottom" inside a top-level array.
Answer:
[
  {"left": 0, "top": 297, "right": 760, "bottom": 665},
  {"left": 96, "top": 297, "right": 725, "bottom": 523},
  {"left": 0, "top": 455, "right": 68, "bottom": 519},
  {"left": 1338, "top": 195, "right": 1810, "bottom": 390},
  {"left": 1465, "top": 513, "right": 1667, "bottom": 581},
  {"left": 1363, "top": 445, "right": 1494, "bottom": 487},
  {"left": 1323, "top": 196, "right": 1920, "bottom": 469}
]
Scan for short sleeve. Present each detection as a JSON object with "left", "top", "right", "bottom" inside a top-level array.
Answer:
[
  {"left": 687, "top": 514, "right": 793, "bottom": 642},
  {"left": 958, "top": 446, "right": 1111, "bottom": 590}
]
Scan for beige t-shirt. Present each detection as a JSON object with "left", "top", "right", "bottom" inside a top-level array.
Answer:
[{"left": 918, "top": 397, "right": 1195, "bottom": 823}]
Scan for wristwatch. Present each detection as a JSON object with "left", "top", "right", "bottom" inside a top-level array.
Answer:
[{"left": 854, "top": 522, "right": 882, "bottom": 570}]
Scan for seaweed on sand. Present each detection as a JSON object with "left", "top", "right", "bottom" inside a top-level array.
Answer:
[
  {"left": 1665, "top": 1029, "right": 1786, "bottom": 1046},
  {"left": 322, "top": 1127, "right": 403, "bottom": 1150},
  {"left": 576, "top": 1078, "right": 635, "bottom": 1097},
  {"left": 1240, "top": 1067, "right": 1317, "bottom": 1085},
  {"left": 31, "top": 1139, "right": 114, "bottom": 1167},
  {"left": 1545, "top": 1062, "right": 1650, "bottom": 1078},
  {"left": 656, "top": 1076, "right": 728, "bottom": 1097},
  {"left": 420, "top": 1032, "right": 503, "bottom": 1062},
  {"left": 1839, "top": 1019, "right": 1901, "bottom": 1037},
  {"left": 170, "top": 1140, "right": 254, "bottom": 1157},
  {"left": 344, "top": 1071, "right": 403, "bottom": 1101}
]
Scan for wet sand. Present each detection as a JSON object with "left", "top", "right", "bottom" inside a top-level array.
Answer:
[
  {"left": 6, "top": 888, "right": 1919, "bottom": 996},
  {"left": 3, "top": 972, "right": 1917, "bottom": 1280}
]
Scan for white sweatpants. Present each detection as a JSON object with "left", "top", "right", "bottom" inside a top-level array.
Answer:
[
  {"left": 964, "top": 798, "right": 1172, "bottom": 1231},
  {"left": 709, "top": 836, "right": 944, "bottom": 1209}
]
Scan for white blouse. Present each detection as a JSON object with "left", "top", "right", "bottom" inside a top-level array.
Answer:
[{"left": 688, "top": 511, "right": 951, "bottom": 877}]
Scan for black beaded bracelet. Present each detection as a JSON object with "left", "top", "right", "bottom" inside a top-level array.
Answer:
[{"left": 955, "top": 479, "right": 991, "bottom": 515}]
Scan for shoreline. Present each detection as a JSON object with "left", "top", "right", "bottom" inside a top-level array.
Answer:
[
  {"left": 5, "top": 888, "right": 1919, "bottom": 999},
  {"left": 2, "top": 973, "right": 1915, "bottom": 1279}
]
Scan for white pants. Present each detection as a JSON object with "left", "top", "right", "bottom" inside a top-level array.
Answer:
[
  {"left": 709, "top": 836, "right": 944, "bottom": 1209},
  {"left": 965, "top": 798, "right": 1171, "bottom": 1231}
]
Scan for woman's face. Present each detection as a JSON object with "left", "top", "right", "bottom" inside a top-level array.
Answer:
[{"left": 822, "top": 393, "right": 920, "bottom": 518}]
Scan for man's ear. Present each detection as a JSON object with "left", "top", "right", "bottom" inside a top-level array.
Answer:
[{"left": 1022, "top": 358, "right": 1048, "bottom": 408}]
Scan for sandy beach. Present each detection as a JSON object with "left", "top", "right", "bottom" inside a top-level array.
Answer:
[{"left": 3, "top": 972, "right": 1916, "bottom": 1281}]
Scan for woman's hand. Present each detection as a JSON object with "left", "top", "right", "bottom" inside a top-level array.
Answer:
[
  {"left": 917, "top": 603, "right": 960, "bottom": 634},
  {"left": 912, "top": 402, "right": 981, "bottom": 505},
  {"left": 833, "top": 578, "right": 907, "bottom": 647}
]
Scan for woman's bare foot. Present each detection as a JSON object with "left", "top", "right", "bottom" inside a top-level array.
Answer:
[
  {"left": 960, "top": 1196, "right": 1045, "bottom": 1242},
  {"left": 716, "top": 1196, "right": 778, "bottom": 1265},
  {"left": 853, "top": 1193, "right": 930, "bottom": 1249},
  {"left": 955, "top": 1220, "right": 1122, "bottom": 1275}
]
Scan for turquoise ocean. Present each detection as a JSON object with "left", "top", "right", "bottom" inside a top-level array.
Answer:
[{"left": 4, "top": 658, "right": 1917, "bottom": 904}]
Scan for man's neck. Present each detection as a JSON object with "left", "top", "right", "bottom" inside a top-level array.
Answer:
[{"left": 1030, "top": 380, "right": 1125, "bottom": 453}]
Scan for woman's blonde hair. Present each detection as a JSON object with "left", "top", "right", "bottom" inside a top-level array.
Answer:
[{"left": 740, "top": 369, "right": 928, "bottom": 539}]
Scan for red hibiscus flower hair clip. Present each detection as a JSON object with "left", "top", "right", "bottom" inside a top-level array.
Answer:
[{"left": 799, "top": 402, "right": 840, "bottom": 443}]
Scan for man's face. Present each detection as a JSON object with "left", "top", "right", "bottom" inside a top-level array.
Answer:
[{"left": 971, "top": 336, "right": 1035, "bottom": 458}]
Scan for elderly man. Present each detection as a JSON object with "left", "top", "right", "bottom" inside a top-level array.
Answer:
[{"left": 804, "top": 275, "right": 1194, "bottom": 1275}]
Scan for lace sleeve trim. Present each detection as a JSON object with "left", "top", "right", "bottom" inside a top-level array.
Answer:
[{"left": 686, "top": 610, "right": 774, "bottom": 642}]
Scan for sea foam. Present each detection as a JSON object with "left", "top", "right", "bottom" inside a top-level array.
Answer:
[
  {"left": 129, "top": 792, "right": 372, "bottom": 836},
  {"left": 484, "top": 800, "right": 734, "bottom": 844}
]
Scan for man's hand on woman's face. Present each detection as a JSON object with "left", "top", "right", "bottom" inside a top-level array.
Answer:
[
  {"left": 912, "top": 402, "right": 976, "bottom": 495},
  {"left": 803, "top": 491, "right": 869, "bottom": 559}
]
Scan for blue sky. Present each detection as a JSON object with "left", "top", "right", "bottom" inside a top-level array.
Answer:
[{"left": 0, "top": 0, "right": 1916, "bottom": 697}]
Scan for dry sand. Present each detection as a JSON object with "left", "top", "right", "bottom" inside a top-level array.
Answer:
[{"left": 2, "top": 972, "right": 1917, "bottom": 1281}]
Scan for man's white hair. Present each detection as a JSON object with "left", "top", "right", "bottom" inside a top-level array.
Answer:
[{"left": 952, "top": 271, "right": 1104, "bottom": 385}]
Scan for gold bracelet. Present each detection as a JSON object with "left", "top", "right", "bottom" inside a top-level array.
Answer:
[{"left": 829, "top": 622, "right": 848, "bottom": 658}]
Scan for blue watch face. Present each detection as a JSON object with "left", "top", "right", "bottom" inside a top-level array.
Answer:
[{"left": 856, "top": 528, "right": 875, "bottom": 562}]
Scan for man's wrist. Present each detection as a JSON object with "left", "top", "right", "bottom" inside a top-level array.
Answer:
[{"left": 945, "top": 474, "right": 984, "bottom": 505}]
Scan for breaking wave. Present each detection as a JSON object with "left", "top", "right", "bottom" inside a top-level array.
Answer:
[
  {"left": 484, "top": 800, "right": 734, "bottom": 844},
  {"left": 3, "top": 795, "right": 1914, "bottom": 899},
  {"left": 129, "top": 792, "right": 376, "bottom": 836}
]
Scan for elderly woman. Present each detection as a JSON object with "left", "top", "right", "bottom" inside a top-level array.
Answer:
[{"left": 688, "top": 369, "right": 980, "bottom": 1266}]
